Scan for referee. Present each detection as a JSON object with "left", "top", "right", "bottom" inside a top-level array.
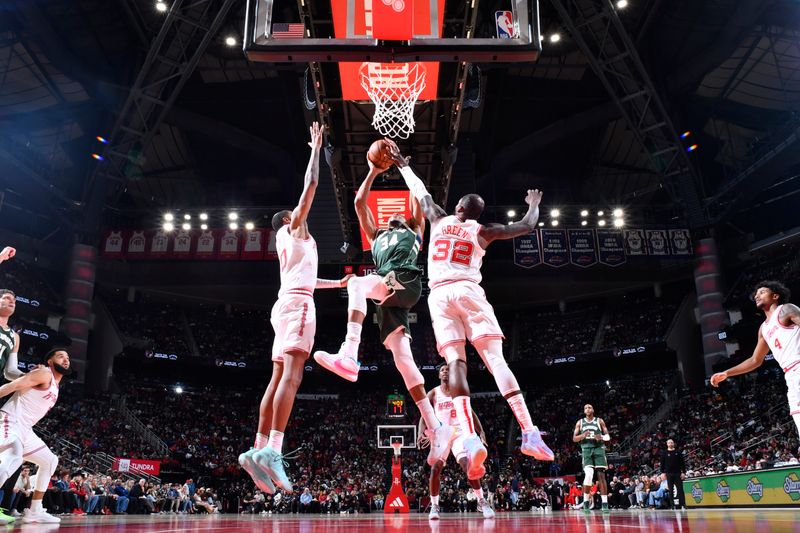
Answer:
[{"left": 660, "top": 439, "right": 686, "bottom": 509}]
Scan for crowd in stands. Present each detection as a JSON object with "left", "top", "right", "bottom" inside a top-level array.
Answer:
[
  {"left": 725, "top": 243, "right": 800, "bottom": 306},
  {"left": 513, "top": 303, "right": 601, "bottom": 362},
  {"left": 0, "top": 258, "right": 61, "bottom": 310},
  {"left": 599, "top": 291, "right": 680, "bottom": 350},
  {"left": 103, "top": 291, "right": 191, "bottom": 357}
]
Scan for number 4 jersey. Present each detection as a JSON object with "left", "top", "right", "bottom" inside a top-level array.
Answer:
[
  {"left": 761, "top": 305, "right": 800, "bottom": 372},
  {"left": 428, "top": 215, "right": 486, "bottom": 288}
]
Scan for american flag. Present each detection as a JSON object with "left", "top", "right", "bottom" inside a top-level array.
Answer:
[{"left": 272, "top": 23, "right": 305, "bottom": 39}]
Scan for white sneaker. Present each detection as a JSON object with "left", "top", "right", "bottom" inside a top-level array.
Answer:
[
  {"left": 22, "top": 508, "right": 61, "bottom": 524},
  {"left": 428, "top": 504, "right": 440, "bottom": 520},
  {"left": 239, "top": 448, "right": 276, "bottom": 494},
  {"left": 10, "top": 510, "right": 21, "bottom": 518},
  {"left": 478, "top": 499, "right": 495, "bottom": 519},
  {"left": 521, "top": 426, "right": 554, "bottom": 461},
  {"left": 426, "top": 423, "right": 454, "bottom": 466},
  {"left": 463, "top": 434, "right": 487, "bottom": 480},
  {"left": 313, "top": 346, "right": 360, "bottom": 382}
]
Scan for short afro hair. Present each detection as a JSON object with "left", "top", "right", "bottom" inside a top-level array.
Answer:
[
  {"left": 271, "top": 210, "right": 292, "bottom": 231},
  {"left": 753, "top": 280, "right": 791, "bottom": 304}
]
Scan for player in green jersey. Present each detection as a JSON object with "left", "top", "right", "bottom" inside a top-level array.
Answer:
[
  {"left": 314, "top": 156, "right": 454, "bottom": 466},
  {"left": 573, "top": 404, "right": 611, "bottom": 513}
]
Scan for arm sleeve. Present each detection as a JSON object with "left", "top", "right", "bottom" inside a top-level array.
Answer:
[
  {"left": 315, "top": 278, "right": 343, "bottom": 290},
  {"left": 399, "top": 166, "right": 432, "bottom": 201},
  {"left": 4, "top": 352, "right": 23, "bottom": 380}
]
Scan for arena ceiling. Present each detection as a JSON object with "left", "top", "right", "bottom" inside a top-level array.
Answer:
[{"left": 1, "top": 0, "right": 799, "bottom": 247}]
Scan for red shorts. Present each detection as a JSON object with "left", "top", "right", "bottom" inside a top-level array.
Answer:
[
  {"left": 270, "top": 294, "right": 316, "bottom": 362},
  {"left": 427, "top": 280, "right": 504, "bottom": 354}
]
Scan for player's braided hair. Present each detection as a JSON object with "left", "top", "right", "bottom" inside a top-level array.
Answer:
[{"left": 753, "top": 280, "right": 791, "bottom": 304}]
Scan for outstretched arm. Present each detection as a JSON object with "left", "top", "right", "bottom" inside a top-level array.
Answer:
[
  {"left": 354, "top": 164, "right": 382, "bottom": 246},
  {"left": 779, "top": 304, "right": 800, "bottom": 327},
  {"left": 0, "top": 246, "right": 15, "bottom": 264},
  {"left": 384, "top": 140, "right": 447, "bottom": 224},
  {"left": 290, "top": 122, "right": 323, "bottom": 234},
  {"left": 0, "top": 367, "right": 51, "bottom": 398},
  {"left": 409, "top": 192, "right": 425, "bottom": 238},
  {"left": 478, "top": 189, "right": 543, "bottom": 247},
  {"left": 710, "top": 329, "right": 770, "bottom": 387}
]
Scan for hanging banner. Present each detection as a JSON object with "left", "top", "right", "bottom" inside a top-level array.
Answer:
[
  {"left": 172, "top": 230, "right": 193, "bottom": 259},
  {"left": 359, "top": 190, "right": 414, "bottom": 251},
  {"left": 149, "top": 230, "right": 171, "bottom": 258},
  {"left": 513, "top": 231, "right": 541, "bottom": 268},
  {"left": 624, "top": 229, "right": 647, "bottom": 256},
  {"left": 126, "top": 231, "right": 147, "bottom": 258},
  {"left": 113, "top": 458, "right": 161, "bottom": 476},
  {"left": 241, "top": 229, "right": 266, "bottom": 260},
  {"left": 266, "top": 228, "right": 278, "bottom": 260},
  {"left": 218, "top": 230, "right": 240, "bottom": 260},
  {"left": 596, "top": 229, "right": 626, "bottom": 267},
  {"left": 101, "top": 231, "right": 125, "bottom": 258},
  {"left": 568, "top": 229, "right": 597, "bottom": 268},
  {"left": 669, "top": 229, "right": 693, "bottom": 256},
  {"left": 646, "top": 229, "right": 669, "bottom": 256},
  {"left": 541, "top": 229, "right": 569, "bottom": 268},
  {"left": 195, "top": 230, "right": 216, "bottom": 258}
]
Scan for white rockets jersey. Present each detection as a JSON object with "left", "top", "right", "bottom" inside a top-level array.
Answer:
[
  {"left": 761, "top": 305, "right": 800, "bottom": 372},
  {"left": 276, "top": 225, "right": 318, "bottom": 298},
  {"left": 427, "top": 215, "right": 486, "bottom": 288},
  {"left": 433, "top": 386, "right": 461, "bottom": 435},
  {"left": 0, "top": 368, "right": 59, "bottom": 428}
]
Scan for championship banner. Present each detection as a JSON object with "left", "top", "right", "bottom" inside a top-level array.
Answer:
[
  {"left": 684, "top": 467, "right": 800, "bottom": 507},
  {"left": 669, "top": 229, "right": 692, "bottom": 256},
  {"left": 513, "top": 231, "right": 541, "bottom": 268},
  {"left": 646, "top": 229, "right": 669, "bottom": 256},
  {"left": 624, "top": 229, "right": 647, "bottom": 256},
  {"left": 241, "top": 229, "right": 266, "bottom": 260},
  {"left": 568, "top": 229, "right": 597, "bottom": 268},
  {"left": 101, "top": 231, "right": 125, "bottom": 258},
  {"left": 596, "top": 229, "right": 626, "bottom": 267},
  {"left": 148, "top": 230, "right": 171, "bottom": 258},
  {"left": 218, "top": 229, "right": 240, "bottom": 260},
  {"left": 112, "top": 458, "right": 161, "bottom": 476},
  {"left": 359, "top": 190, "right": 413, "bottom": 251},
  {"left": 172, "top": 229, "right": 193, "bottom": 259},
  {"left": 541, "top": 229, "right": 569, "bottom": 268}
]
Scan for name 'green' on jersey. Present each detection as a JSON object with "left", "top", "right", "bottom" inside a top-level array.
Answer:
[
  {"left": 372, "top": 226, "right": 421, "bottom": 276},
  {"left": 579, "top": 417, "right": 603, "bottom": 448}
]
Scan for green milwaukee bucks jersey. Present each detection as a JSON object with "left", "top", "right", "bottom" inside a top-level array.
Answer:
[
  {"left": 372, "top": 226, "right": 421, "bottom": 276},
  {"left": 580, "top": 417, "right": 603, "bottom": 449},
  {"left": 0, "top": 325, "right": 14, "bottom": 374}
]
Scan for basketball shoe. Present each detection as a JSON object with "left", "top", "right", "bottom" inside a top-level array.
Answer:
[
  {"left": 521, "top": 427, "right": 554, "bottom": 461},
  {"left": 0, "top": 509, "right": 15, "bottom": 524},
  {"left": 425, "top": 423, "right": 454, "bottom": 466},
  {"left": 253, "top": 448, "right": 294, "bottom": 493},
  {"left": 313, "top": 346, "right": 360, "bottom": 382},
  {"left": 238, "top": 448, "right": 276, "bottom": 494},
  {"left": 22, "top": 508, "right": 60, "bottom": 524},
  {"left": 428, "top": 504, "right": 440, "bottom": 520},
  {"left": 463, "top": 435, "right": 487, "bottom": 480},
  {"left": 478, "top": 499, "right": 495, "bottom": 519}
]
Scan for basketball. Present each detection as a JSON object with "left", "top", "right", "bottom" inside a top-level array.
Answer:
[{"left": 367, "top": 139, "right": 393, "bottom": 170}]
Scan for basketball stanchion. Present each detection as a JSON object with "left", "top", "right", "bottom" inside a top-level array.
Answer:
[{"left": 385, "top": 441, "right": 410, "bottom": 513}]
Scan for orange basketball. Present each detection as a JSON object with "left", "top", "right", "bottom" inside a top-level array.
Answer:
[{"left": 367, "top": 139, "right": 393, "bottom": 170}]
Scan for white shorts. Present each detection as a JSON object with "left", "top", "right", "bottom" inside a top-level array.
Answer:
[
  {"left": 786, "top": 367, "right": 800, "bottom": 416},
  {"left": 427, "top": 280, "right": 504, "bottom": 354},
  {"left": 0, "top": 411, "right": 48, "bottom": 457},
  {"left": 270, "top": 294, "right": 316, "bottom": 362},
  {"left": 442, "top": 429, "right": 467, "bottom": 462}
]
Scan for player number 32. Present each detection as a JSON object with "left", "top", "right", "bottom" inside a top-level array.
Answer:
[{"left": 432, "top": 239, "right": 473, "bottom": 266}]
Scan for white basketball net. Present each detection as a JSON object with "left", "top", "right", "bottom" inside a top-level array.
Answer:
[{"left": 359, "top": 62, "right": 426, "bottom": 140}]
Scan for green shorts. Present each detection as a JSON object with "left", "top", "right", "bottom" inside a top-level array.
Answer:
[
  {"left": 581, "top": 446, "right": 608, "bottom": 469},
  {"left": 374, "top": 270, "right": 422, "bottom": 343}
]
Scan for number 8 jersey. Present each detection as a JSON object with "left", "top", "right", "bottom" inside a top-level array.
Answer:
[{"left": 428, "top": 215, "right": 486, "bottom": 288}]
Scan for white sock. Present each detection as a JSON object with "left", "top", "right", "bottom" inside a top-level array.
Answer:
[
  {"left": 415, "top": 398, "right": 442, "bottom": 432},
  {"left": 31, "top": 499, "right": 42, "bottom": 513},
  {"left": 601, "top": 495, "right": 608, "bottom": 504},
  {"left": 453, "top": 396, "right": 477, "bottom": 438},
  {"left": 431, "top": 495, "right": 439, "bottom": 505},
  {"left": 255, "top": 432, "right": 268, "bottom": 449},
  {"left": 507, "top": 393, "right": 534, "bottom": 433},
  {"left": 268, "top": 430, "right": 284, "bottom": 453},
  {"left": 475, "top": 488, "right": 484, "bottom": 500},
  {"left": 342, "top": 322, "right": 362, "bottom": 358}
]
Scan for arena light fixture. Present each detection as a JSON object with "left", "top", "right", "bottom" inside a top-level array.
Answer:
[
  {"left": 550, "top": 209, "right": 560, "bottom": 218},
  {"left": 183, "top": 213, "right": 191, "bottom": 220},
  {"left": 597, "top": 210, "right": 604, "bottom": 217},
  {"left": 550, "top": 219, "right": 559, "bottom": 227},
  {"left": 581, "top": 220, "right": 588, "bottom": 226},
  {"left": 163, "top": 222, "right": 174, "bottom": 232},
  {"left": 580, "top": 210, "right": 589, "bottom": 217},
  {"left": 549, "top": 33, "right": 561, "bottom": 43},
  {"left": 164, "top": 213, "right": 174, "bottom": 222},
  {"left": 680, "top": 131, "right": 691, "bottom": 139},
  {"left": 616, "top": 0, "right": 628, "bottom": 8},
  {"left": 612, "top": 208, "right": 623, "bottom": 218},
  {"left": 538, "top": 222, "right": 544, "bottom": 227},
  {"left": 229, "top": 222, "right": 238, "bottom": 230},
  {"left": 95, "top": 136, "right": 108, "bottom": 144},
  {"left": 200, "top": 224, "right": 208, "bottom": 231},
  {"left": 174, "top": 386, "right": 183, "bottom": 394},
  {"left": 156, "top": 1, "right": 168, "bottom": 12},
  {"left": 228, "top": 212, "right": 239, "bottom": 221},
  {"left": 613, "top": 218, "right": 624, "bottom": 228},
  {"left": 245, "top": 222, "right": 255, "bottom": 231},
  {"left": 182, "top": 223, "right": 191, "bottom": 231},
  {"left": 687, "top": 144, "right": 698, "bottom": 152},
  {"left": 507, "top": 209, "right": 516, "bottom": 218},
  {"left": 598, "top": 219, "right": 606, "bottom": 227},
  {"left": 199, "top": 213, "right": 209, "bottom": 221},
  {"left": 91, "top": 153, "right": 104, "bottom": 161},
  {"left": 225, "top": 36, "right": 237, "bottom": 47}
]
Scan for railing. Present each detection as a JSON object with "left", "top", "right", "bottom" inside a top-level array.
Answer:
[
  {"left": 111, "top": 396, "right": 170, "bottom": 457},
  {"left": 591, "top": 302, "right": 612, "bottom": 352},
  {"left": 616, "top": 389, "right": 679, "bottom": 456}
]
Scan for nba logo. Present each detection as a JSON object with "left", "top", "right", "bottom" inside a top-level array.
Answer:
[{"left": 495, "top": 11, "right": 514, "bottom": 39}]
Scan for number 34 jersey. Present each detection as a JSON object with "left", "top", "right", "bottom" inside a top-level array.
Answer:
[{"left": 427, "top": 215, "right": 486, "bottom": 289}]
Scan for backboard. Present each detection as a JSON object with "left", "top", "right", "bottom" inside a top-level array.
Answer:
[{"left": 377, "top": 424, "right": 418, "bottom": 450}]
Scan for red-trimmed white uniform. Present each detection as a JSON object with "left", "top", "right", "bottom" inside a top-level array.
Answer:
[
  {"left": 271, "top": 225, "right": 318, "bottom": 362},
  {"left": 433, "top": 386, "right": 468, "bottom": 461},
  {"left": 760, "top": 305, "right": 800, "bottom": 415},
  {"left": 0, "top": 368, "right": 59, "bottom": 454},
  {"left": 427, "top": 216, "right": 503, "bottom": 353}
]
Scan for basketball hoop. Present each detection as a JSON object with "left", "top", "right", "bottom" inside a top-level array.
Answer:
[
  {"left": 359, "top": 62, "right": 426, "bottom": 139},
  {"left": 391, "top": 441, "right": 403, "bottom": 457}
]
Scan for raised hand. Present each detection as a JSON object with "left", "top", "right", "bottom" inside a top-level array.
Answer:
[
  {"left": 383, "top": 139, "right": 408, "bottom": 168},
  {"left": 0, "top": 246, "right": 16, "bottom": 264},
  {"left": 709, "top": 372, "right": 727, "bottom": 388},
  {"left": 308, "top": 121, "right": 323, "bottom": 150},
  {"left": 525, "top": 189, "right": 543, "bottom": 208}
]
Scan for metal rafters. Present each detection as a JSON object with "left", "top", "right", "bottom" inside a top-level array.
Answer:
[
  {"left": 85, "top": 0, "right": 237, "bottom": 213},
  {"left": 550, "top": 0, "right": 707, "bottom": 228}
]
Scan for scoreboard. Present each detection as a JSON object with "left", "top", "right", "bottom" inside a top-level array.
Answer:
[{"left": 386, "top": 393, "right": 406, "bottom": 418}]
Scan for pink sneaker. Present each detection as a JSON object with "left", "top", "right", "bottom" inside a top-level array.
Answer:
[
  {"left": 521, "top": 427, "right": 554, "bottom": 461},
  {"left": 463, "top": 435, "right": 487, "bottom": 480},
  {"left": 313, "top": 346, "right": 360, "bottom": 382}
]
